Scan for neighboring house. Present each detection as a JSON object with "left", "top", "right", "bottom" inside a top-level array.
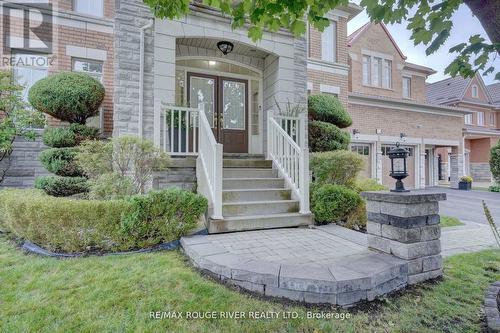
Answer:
[
  {"left": 0, "top": 0, "right": 115, "bottom": 136},
  {"left": 427, "top": 75, "right": 500, "bottom": 183},
  {"left": 340, "top": 22, "right": 470, "bottom": 189}
]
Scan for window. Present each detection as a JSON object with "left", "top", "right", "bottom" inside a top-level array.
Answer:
[
  {"left": 382, "top": 59, "right": 392, "bottom": 88},
  {"left": 12, "top": 53, "right": 48, "bottom": 103},
  {"left": 464, "top": 113, "right": 473, "bottom": 125},
  {"left": 363, "top": 54, "right": 392, "bottom": 88},
  {"left": 477, "top": 111, "right": 485, "bottom": 126},
  {"left": 72, "top": 58, "right": 103, "bottom": 82},
  {"left": 490, "top": 113, "right": 496, "bottom": 126},
  {"left": 402, "top": 76, "right": 411, "bottom": 98},
  {"left": 351, "top": 144, "right": 370, "bottom": 156},
  {"left": 74, "top": 0, "right": 103, "bottom": 17},
  {"left": 362, "top": 55, "right": 371, "bottom": 85},
  {"left": 471, "top": 84, "right": 479, "bottom": 98},
  {"left": 321, "top": 21, "right": 337, "bottom": 63}
]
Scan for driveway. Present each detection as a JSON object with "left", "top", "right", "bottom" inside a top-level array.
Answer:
[{"left": 426, "top": 187, "right": 500, "bottom": 225}]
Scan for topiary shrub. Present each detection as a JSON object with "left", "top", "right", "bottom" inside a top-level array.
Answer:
[
  {"left": 490, "top": 140, "right": 500, "bottom": 184},
  {"left": 42, "top": 127, "right": 76, "bottom": 148},
  {"left": 308, "top": 94, "right": 352, "bottom": 127},
  {"left": 311, "top": 184, "right": 363, "bottom": 225},
  {"left": 310, "top": 150, "right": 364, "bottom": 187},
  {"left": 69, "top": 123, "right": 100, "bottom": 143},
  {"left": 34, "top": 176, "right": 89, "bottom": 197},
  {"left": 0, "top": 188, "right": 207, "bottom": 253},
  {"left": 39, "top": 147, "right": 83, "bottom": 177},
  {"left": 28, "top": 72, "right": 105, "bottom": 124},
  {"left": 308, "top": 120, "right": 350, "bottom": 152}
]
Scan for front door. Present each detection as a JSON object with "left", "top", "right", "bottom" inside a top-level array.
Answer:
[{"left": 188, "top": 72, "right": 248, "bottom": 153}]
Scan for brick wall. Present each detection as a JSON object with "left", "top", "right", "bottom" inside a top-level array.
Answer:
[
  {"left": 308, "top": 17, "right": 348, "bottom": 65},
  {"left": 307, "top": 69, "right": 349, "bottom": 109}
]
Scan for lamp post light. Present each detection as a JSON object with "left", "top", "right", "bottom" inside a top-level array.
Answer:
[
  {"left": 388, "top": 142, "right": 410, "bottom": 192},
  {"left": 217, "top": 41, "right": 234, "bottom": 55}
]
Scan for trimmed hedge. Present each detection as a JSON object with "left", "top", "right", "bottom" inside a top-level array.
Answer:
[
  {"left": 34, "top": 176, "right": 89, "bottom": 197},
  {"left": 28, "top": 72, "right": 105, "bottom": 124},
  {"left": 42, "top": 127, "right": 77, "bottom": 148},
  {"left": 308, "top": 120, "right": 350, "bottom": 152},
  {"left": 310, "top": 151, "right": 364, "bottom": 187},
  {"left": 69, "top": 124, "right": 100, "bottom": 144},
  {"left": 491, "top": 140, "right": 500, "bottom": 183},
  {"left": 308, "top": 94, "right": 352, "bottom": 127},
  {"left": 39, "top": 147, "right": 83, "bottom": 177},
  {"left": 311, "top": 184, "right": 363, "bottom": 225},
  {"left": 0, "top": 188, "right": 207, "bottom": 253}
]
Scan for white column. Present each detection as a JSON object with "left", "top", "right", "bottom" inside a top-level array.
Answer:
[
  {"left": 419, "top": 145, "right": 426, "bottom": 189},
  {"left": 376, "top": 140, "right": 383, "bottom": 184}
]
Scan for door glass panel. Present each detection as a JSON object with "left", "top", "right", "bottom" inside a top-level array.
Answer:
[
  {"left": 223, "top": 80, "right": 245, "bottom": 130},
  {"left": 190, "top": 77, "right": 215, "bottom": 127}
]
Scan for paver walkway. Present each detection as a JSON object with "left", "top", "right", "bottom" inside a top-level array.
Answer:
[{"left": 440, "top": 220, "right": 499, "bottom": 256}]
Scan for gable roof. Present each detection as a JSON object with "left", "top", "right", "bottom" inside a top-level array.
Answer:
[
  {"left": 487, "top": 82, "right": 500, "bottom": 105},
  {"left": 427, "top": 73, "right": 493, "bottom": 105},
  {"left": 347, "top": 22, "right": 407, "bottom": 60}
]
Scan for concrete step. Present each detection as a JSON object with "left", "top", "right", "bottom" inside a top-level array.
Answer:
[
  {"left": 223, "top": 159, "right": 272, "bottom": 169},
  {"left": 223, "top": 168, "right": 276, "bottom": 179},
  {"left": 208, "top": 213, "right": 313, "bottom": 233},
  {"left": 223, "top": 154, "right": 265, "bottom": 159},
  {"left": 223, "top": 178, "right": 284, "bottom": 190},
  {"left": 222, "top": 188, "right": 292, "bottom": 202},
  {"left": 222, "top": 200, "right": 300, "bottom": 217}
]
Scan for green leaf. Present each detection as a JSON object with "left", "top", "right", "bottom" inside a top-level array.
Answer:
[
  {"left": 290, "top": 20, "right": 306, "bottom": 37},
  {"left": 248, "top": 26, "right": 263, "bottom": 42}
]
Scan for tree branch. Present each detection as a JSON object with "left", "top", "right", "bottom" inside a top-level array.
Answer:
[{"left": 463, "top": 0, "right": 500, "bottom": 45}]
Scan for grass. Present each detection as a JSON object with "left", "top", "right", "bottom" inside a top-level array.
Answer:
[
  {"left": 0, "top": 236, "right": 498, "bottom": 333},
  {"left": 440, "top": 215, "right": 465, "bottom": 227}
]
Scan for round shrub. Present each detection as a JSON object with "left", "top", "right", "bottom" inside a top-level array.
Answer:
[
  {"left": 28, "top": 72, "right": 105, "bottom": 124},
  {"left": 311, "top": 184, "right": 363, "bottom": 224},
  {"left": 308, "top": 120, "right": 350, "bottom": 152},
  {"left": 39, "top": 147, "right": 83, "bottom": 177},
  {"left": 308, "top": 94, "right": 352, "bottom": 127},
  {"left": 310, "top": 150, "right": 364, "bottom": 187},
  {"left": 34, "top": 176, "right": 89, "bottom": 197},
  {"left": 354, "top": 177, "right": 388, "bottom": 193},
  {"left": 88, "top": 173, "right": 136, "bottom": 200},
  {"left": 0, "top": 188, "right": 207, "bottom": 253},
  {"left": 42, "top": 127, "right": 76, "bottom": 148}
]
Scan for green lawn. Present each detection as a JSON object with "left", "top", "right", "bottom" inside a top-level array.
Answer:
[
  {"left": 0, "top": 236, "right": 498, "bottom": 333},
  {"left": 440, "top": 215, "right": 465, "bottom": 227}
]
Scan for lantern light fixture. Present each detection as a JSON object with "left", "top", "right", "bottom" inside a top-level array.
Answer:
[
  {"left": 217, "top": 41, "right": 234, "bottom": 55},
  {"left": 352, "top": 128, "right": 360, "bottom": 139},
  {"left": 388, "top": 142, "right": 410, "bottom": 192},
  {"left": 400, "top": 132, "right": 407, "bottom": 142}
]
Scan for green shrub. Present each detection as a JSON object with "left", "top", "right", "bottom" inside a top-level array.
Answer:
[
  {"left": 42, "top": 127, "right": 76, "bottom": 148},
  {"left": 354, "top": 177, "right": 388, "bottom": 193},
  {"left": 75, "top": 140, "right": 113, "bottom": 179},
  {"left": 121, "top": 189, "right": 208, "bottom": 248},
  {"left": 34, "top": 176, "right": 89, "bottom": 197},
  {"left": 0, "top": 188, "right": 207, "bottom": 253},
  {"left": 489, "top": 184, "right": 500, "bottom": 192},
  {"left": 88, "top": 173, "right": 136, "bottom": 200},
  {"left": 308, "top": 120, "right": 350, "bottom": 152},
  {"left": 28, "top": 72, "right": 105, "bottom": 124},
  {"left": 39, "top": 147, "right": 83, "bottom": 177},
  {"left": 69, "top": 123, "right": 100, "bottom": 143},
  {"left": 490, "top": 140, "right": 500, "bottom": 183},
  {"left": 311, "top": 184, "right": 363, "bottom": 224},
  {"left": 310, "top": 150, "right": 364, "bottom": 187},
  {"left": 345, "top": 200, "right": 367, "bottom": 230},
  {"left": 308, "top": 94, "right": 352, "bottom": 127}
]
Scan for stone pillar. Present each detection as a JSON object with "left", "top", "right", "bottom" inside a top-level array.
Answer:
[
  {"left": 449, "top": 146, "right": 463, "bottom": 189},
  {"left": 433, "top": 153, "right": 439, "bottom": 186},
  {"left": 361, "top": 191, "right": 446, "bottom": 285}
]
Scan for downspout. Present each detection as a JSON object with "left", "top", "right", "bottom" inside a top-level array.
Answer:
[{"left": 139, "top": 19, "right": 154, "bottom": 138}]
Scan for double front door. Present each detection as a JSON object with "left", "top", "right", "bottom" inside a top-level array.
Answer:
[{"left": 188, "top": 72, "right": 248, "bottom": 153}]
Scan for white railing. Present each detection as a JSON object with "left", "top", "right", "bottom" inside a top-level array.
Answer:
[
  {"left": 161, "top": 106, "right": 199, "bottom": 156},
  {"left": 273, "top": 114, "right": 302, "bottom": 145},
  {"left": 196, "top": 107, "right": 223, "bottom": 220},
  {"left": 267, "top": 112, "right": 310, "bottom": 214}
]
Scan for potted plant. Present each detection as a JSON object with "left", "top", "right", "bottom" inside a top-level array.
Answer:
[{"left": 458, "top": 176, "right": 473, "bottom": 190}]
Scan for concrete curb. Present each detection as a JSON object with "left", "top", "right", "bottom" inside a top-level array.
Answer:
[{"left": 485, "top": 281, "right": 500, "bottom": 333}]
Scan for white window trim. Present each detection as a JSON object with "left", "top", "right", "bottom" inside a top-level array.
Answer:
[
  {"left": 490, "top": 113, "right": 496, "bottom": 126},
  {"left": 402, "top": 76, "right": 411, "bottom": 99},
  {"left": 464, "top": 113, "right": 473, "bottom": 125},
  {"left": 66, "top": 45, "right": 107, "bottom": 61},
  {"left": 362, "top": 53, "right": 392, "bottom": 89},
  {"left": 320, "top": 20, "right": 337, "bottom": 63},
  {"left": 471, "top": 84, "right": 479, "bottom": 98},
  {"left": 319, "top": 84, "right": 340, "bottom": 95},
  {"left": 477, "top": 111, "right": 485, "bottom": 126}
]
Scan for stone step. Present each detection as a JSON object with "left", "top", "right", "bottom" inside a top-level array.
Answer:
[
  {"left": 222, "top": 200, "right": 300, "bottom": 217},
  {"left": 223, "top": 159, "right": 272, "bottom": 169},
  {"left": 223, "top": 168, "right": 276, "bottom": 179},
  {"left": 208, "top": 213, "right": 313, "bottom": 233},
  {"left": 223, "top": 178, "right": 284, "bottom": 190},
  {"left": 223, "top": 154, "right": 265, "bottom": 159},
  {"left": 222, "top": 188, "right": 292, "bottom": 202}
]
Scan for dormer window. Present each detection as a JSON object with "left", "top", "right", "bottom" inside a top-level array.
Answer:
[{"left": 472, "top": 84, "right": 479, "bottom": 98}]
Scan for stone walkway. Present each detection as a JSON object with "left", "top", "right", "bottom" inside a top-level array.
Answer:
[{"left": 441, "top": 220, "right": 499, "bottom": 256}]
